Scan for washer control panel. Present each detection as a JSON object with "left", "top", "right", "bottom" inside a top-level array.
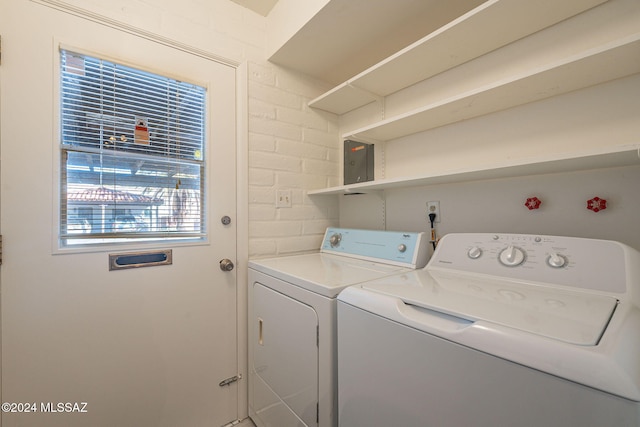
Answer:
[
  {"left": 321, "top": 228, "right": 429, "bottom": 269},
  {"left": 430, "top": 233, "right": 628, "bottom": 293}
]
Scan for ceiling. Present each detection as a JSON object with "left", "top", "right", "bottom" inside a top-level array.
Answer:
[{"left": 230, "top": 0, "right": 278, "bottom": 16}]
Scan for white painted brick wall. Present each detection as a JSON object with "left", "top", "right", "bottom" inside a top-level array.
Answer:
[
  {"left": 52, "top": 0, "right": 267, "bottom": 63},
  {"left": 247, "top": 61, "right": 339, "bottom": 258}
]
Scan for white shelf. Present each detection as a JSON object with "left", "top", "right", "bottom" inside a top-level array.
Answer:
[
  {"left": 344, "top": 34, "right": 640, "bottom": 142},
  {"left": 309, "top": 0, "right": 608, "bottom": 115},
  {"left": 269, "top": 0, "right": 486, "bottom": 86},
  {"left": 308, "top": 145, "right": 640, "bottom": 195},
  {"left": 304, "top": 0, "right": 639, "bottom": 197}
]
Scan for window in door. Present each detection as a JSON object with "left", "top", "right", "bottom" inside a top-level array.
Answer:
[{"left": 59, "top": 49, "right": 207, "bottom": 246}]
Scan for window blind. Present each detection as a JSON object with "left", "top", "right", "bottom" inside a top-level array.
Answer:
[{"left": 60, "top": 49, "right": 207, "bottom": 245}]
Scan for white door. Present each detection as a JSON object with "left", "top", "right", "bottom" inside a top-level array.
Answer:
[{"left": 0, "top": 2, "right": 238, "bottom": 426}]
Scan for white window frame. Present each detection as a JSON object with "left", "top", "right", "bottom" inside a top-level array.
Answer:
[{"left": 55, "top": 46, "right": 210, "bottom": 250}]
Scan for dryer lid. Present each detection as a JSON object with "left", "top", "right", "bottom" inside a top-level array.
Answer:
[{"left": 360, "top": 269, "right": 618, "bottom": 345}]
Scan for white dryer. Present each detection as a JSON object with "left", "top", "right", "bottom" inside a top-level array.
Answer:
[
  {"left": 248, "top": 228, "right": 429, "bottom": 427},
  {"left": 338, "top": 233, "right": 640, "bottom": 427}
]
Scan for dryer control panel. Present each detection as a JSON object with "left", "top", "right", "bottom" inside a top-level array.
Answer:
[
  {"left": 429, "top": 233, "right": 633, "bottom": 294},
  {"left": 321, "top": 228, "right": 429, "bottom": 269}
]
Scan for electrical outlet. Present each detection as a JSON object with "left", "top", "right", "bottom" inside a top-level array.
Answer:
[
  {"left": 426, "top": 201, "right": 440, "bottom": 222},
  {"left": 276, "top": 189, "right": 292, "bottom": 208}
]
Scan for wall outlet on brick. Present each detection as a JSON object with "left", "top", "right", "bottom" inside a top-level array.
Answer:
[{"left": 276, "top": 189, "right": 292, "bottom": 208}]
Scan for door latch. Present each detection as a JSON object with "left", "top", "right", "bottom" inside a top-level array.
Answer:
[{"left": 219, "top": 374, "right": 241, "bottom": 387}]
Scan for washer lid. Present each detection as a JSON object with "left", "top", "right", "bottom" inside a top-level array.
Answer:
[
  {"left": 249, "top": 253, "right": 408, "bottom": 298},
  {"left": 360, "top": 269, "right": 618, "bottom": 345}
]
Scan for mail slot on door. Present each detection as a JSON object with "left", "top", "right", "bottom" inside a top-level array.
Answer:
[{"left": 109, "top": 249, "right": 172, "bottom": 270}]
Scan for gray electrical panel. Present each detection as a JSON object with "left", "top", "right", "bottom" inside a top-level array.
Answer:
[{"left": 344, "top": 140, "right": 374, "bottom": 185}]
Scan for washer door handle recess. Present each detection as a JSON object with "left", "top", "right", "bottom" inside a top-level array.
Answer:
[{"left": 219, "top": 259, "right": 235, "bottom": 272}]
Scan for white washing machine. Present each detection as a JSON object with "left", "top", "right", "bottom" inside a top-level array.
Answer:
[
  {"left": 338, "top": 233, "right": 640, "bottom": 427},
  {"left": 248, "top": 228, "right": 430, "bottom": 427}
]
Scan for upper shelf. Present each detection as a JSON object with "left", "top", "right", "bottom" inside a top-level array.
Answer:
[
  {"left": 269, "top": 0, "right": 486, "bottom": 86},
  {"left": 308, "top": 145, "right": 640, "bottom": 195},
  {"left": 343, "top": 34, "right": 640, "bottom": 142},
  {"left": 309, "top": 0, "right": 608, "bottom": 115}
]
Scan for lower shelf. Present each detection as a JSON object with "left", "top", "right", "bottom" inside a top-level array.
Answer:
[{"left": 308, "top": 145, "right": 640, "bottom": 195}]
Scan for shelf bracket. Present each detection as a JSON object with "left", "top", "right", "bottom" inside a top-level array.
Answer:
[
  {"left": 342, "top": 189, "right": 384, "bottom": 199},
  {"left": 346, "top": 82, "right": 385, "bottom": 119},
  {"left": 342, "top": 133, "right": 382, "bottom": 146}
]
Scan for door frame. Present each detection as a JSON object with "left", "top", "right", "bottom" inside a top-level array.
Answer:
[{"left": 236, "top": 61, "right": 250, "bottom": 422}]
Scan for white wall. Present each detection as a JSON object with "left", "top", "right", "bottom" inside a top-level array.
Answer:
[
  {"left": 338, "top": 0, "right": 640, "bottom": 251},
  {"left": 40, "top": 0, "right": 267, "bottom": 63},
  {"left": 341, "top": 165, "right": 640, "bottom": 251},
  {"left": 247, "top": 61, "right": 339, "bottom": 257}
]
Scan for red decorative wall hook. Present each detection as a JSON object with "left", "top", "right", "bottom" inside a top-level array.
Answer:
[
  {"left": 525, "top": 197, "right": 542, "bottom": 210},
  {"left": 587, "top": 197, "right": 607, "bottom": 212}
]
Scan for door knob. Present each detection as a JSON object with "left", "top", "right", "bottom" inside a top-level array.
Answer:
[{"left": 219, "top": 258, "right": 234, "bottom": 272}]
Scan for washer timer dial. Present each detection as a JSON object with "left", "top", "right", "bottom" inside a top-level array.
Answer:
[{"left": 499, "top": 246, "right": 526, "bottom": 267}]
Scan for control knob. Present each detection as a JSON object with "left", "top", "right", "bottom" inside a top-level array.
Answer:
[
  {"left": 499, "top": 246, "right": 525, "bottom": 267},
  {"left": 398, "top": 244, "right": 407, "bottom": 253},
  {"left": 467, "top": 246, "right": 482, "bottom": 259},
  {"left": 547, "top": 252, "right": 567, "bottom": 268},
  {"left": 329, "top": 233, "right": 342, "bottom": 247}
]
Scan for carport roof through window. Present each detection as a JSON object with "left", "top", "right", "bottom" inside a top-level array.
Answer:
[{"left": 59, "top": 49, "right": 207, "bottom": 246}]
